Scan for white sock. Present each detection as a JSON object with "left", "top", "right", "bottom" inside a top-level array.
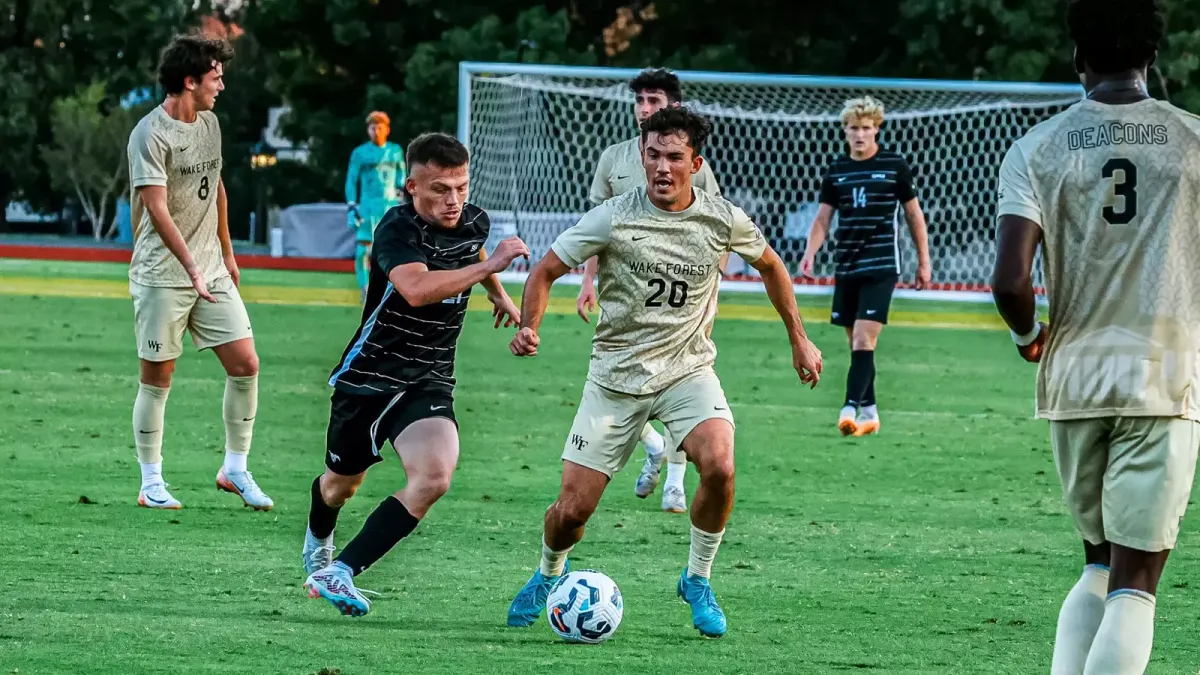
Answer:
[
  {"left": 540, "top": 538, "right": 572, "bottom": 577},
  {"left": 859, "top": 404, "right": 879, "bottom": 420},
  {"left": 666, "top": 460, "right": 686, "bottom": 489},
  {"left": 1052, "top": 564, "right": 1110, "bottom": 675},
  {"left": 640, "top": 424, "right": 665, "bottom": 457},
  {"left": 223, "top": 450, "right": 248, "bottom": 474},
  {"left": 223, "top": 375, "right": 258, "bottom": 457},
  {"left": 139, "top": 461, "right": 163, "bottom": 488},
  {"left": 133, "top": 383, "right": 170, "bottom": 464},
  {"left": 1083, "top": 590, "right": 1156, "bottom": 675},
  {"left": 687, "top": 526, "right": 725, "bottom": 578}
]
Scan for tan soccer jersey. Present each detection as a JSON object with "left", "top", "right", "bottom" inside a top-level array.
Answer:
[
  {"left": 127, "top": 106, "right": 227, "bottom": 288},
  {"left": 997, "top": 98, "right": 1200, "bottom": 421},
  {"left": 588, "top": 137, "right": 720, "bottom": 206},
  {"left": 552, "top": 187, "right": 767, "bottom": 395}
]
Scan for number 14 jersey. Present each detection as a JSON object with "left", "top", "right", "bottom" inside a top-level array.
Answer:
[
  {"left": 552, "top": 187, "right": 767, "bottom": 395},
  {"left": 997, "top": 98, "right": 1200, "bottom": 421}
]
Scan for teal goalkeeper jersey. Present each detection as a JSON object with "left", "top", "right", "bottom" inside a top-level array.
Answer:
[{"left": 345, "top": 141, "right": 406, "bottom": 241}]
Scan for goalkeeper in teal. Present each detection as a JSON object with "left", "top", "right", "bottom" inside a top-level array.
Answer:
[{"left": 345, "top": 111, "right": 406, "bottom": 299}]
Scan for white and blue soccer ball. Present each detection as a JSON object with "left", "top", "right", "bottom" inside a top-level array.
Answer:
[{"left": 546, "top": 570, "right": 623, "bottom": 644}]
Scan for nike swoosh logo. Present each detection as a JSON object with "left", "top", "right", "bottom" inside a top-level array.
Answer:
[
  {"left": 178, "top": 147, "right": 189, "bottom": 153},
  {"left": 242, "top": 417, "right": 255, "bottom": 422},
  {"left": 714, "top": 406, "right": 728, "bottom": 411},
  {"left": 143, "top": 493, "right": 168, "bottom": 504},
  {"left": 138, "top": 430, "right": 158, "bottom": 434},
  {"left": 632, "top": 236, "right": 648, "bottom": 242},
  {"left": 431, "top": 405, "right": 447, "bottom": 411},
  {"left": 615, "top": 175, "right": 628, "bottom": 180}
]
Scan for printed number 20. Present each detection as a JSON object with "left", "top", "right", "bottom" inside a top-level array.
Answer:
[
  {"left": 198, "top": 176, "right": 210, "bottom": 201},
  {"left": 1102, "top": 158, "right": 1137, "bottom": 225},
  {"left": 646, "top": 279, "right": 688, "bottom": 308}
]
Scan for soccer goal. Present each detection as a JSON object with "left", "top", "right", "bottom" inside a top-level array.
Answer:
[{"left": 457, "top": 62, "right": 1082, "bottom": 302}]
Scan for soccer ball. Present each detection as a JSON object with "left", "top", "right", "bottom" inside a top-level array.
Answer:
[{"left": 545, "top": 570, "right": 623, "bottom": 644}]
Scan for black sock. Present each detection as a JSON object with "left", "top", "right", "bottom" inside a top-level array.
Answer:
[
  {"left": 308, "top": 476, "right": 342, "bottom": 540},
  {"left": 335, "top": 496, "right": 420, "bottom": 576},
  {"left": 862, "top": 372, "right": 877, "bottom": 407},
  {"left": 844, "top": 350, "right": 875, "bottom": 407}
]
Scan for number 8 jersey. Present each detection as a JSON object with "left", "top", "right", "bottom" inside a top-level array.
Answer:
[
  {"left": 552, "top": 187, "right": 767, "bottom": 395},
  {"left": 127, "top": 106, "right": 226, "bottom": 288},
  {"left": 997, "top": 98, "right": 1200, "bottom": 420}
]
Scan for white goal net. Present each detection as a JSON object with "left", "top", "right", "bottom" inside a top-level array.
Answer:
[{"left": 458, "top": 62, "right": 1081, "bottom": 297}]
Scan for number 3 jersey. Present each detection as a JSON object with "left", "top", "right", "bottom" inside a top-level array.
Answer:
[
  {"left": 997, "top": 98, "right": 1200, "bottom": 421},
  {"left": 552, "top": 187, "right": 767, "bottom": 395},
  {"left": 127, "top": 106, "right": 225, "bottom": 288}
]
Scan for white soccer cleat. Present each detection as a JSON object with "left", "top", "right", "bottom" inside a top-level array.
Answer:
[
  {"left": 216, "top": 467, "right": 274, "bottom": 511},
  {"left": 854, "top": 408, "right": 880, "bottom": 437},
  {"left": 303, "top": 529, "right": 336, "bottom": 577},
  {"left": 634, "top": 428, "right": 666, "bottom": 498},
  {"left": 138, "top": 481, "right": 182, "bottom": 510},
  {"left": 662, "top": 484, "right": 687, "bottom": 513},
  {"left": 305, "top": 562, "right": 372, "bottom": 617},
  {"left": 838, "top": 405, "right": 859, "bottom": 436}
]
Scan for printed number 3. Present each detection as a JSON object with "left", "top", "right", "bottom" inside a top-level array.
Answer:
[{"left": 1102, "top": 158, "right": 1137, "bottom": 225}]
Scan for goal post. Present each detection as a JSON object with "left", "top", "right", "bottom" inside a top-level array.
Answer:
[{"left": 457, "top": 61, "right": 1082, "bottom": 302}]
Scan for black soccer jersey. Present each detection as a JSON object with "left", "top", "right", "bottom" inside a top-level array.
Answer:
[
  {"left": 818, "top": 148, "right": 917, "bottom": 278},
  {"left": 328, "top": 203, "right": 490, "bottom": 395}
]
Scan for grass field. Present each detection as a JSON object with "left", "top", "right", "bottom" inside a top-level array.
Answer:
[{"left": 2, "top": 259, "right": 1198, "bottom": 674}]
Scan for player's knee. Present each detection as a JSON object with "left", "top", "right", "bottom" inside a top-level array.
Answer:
[
  {"left": 552, "top": 494, "right": 598, "bottom": 530},
  {"left": 698, "top": 450, "right": 735, "bottom": 485},
  {"left": 412, "top": 467, "right": 454, "bottom": 504},
  {"left": 226, "top": 353, "right": 260, "bottom": 377},
  {"left": 322, "top": 477, "right": 360, "bottom": 507},
  {"left": 139, "top": 359, "right": 175, "bottom": 388},
  {"left": 851, "top": 330, "right": 878, "bottom": 351}
]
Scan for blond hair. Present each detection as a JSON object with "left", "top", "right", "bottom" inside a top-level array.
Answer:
[
  {"left": 840, "top": 96, "right": 885, "bottom": 126},
  {"left": 365, "top": 111, "right": 391, "bottom": 127}
]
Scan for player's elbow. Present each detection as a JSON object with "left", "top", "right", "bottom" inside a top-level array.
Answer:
[
  {"left": 392, "top": 273, "right": 433, "bottom": 307},
  {"left": 990, "top": 269, "right": 1031, "bottom": 304}
]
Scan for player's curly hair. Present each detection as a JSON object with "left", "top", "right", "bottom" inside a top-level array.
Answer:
[
  {"left": 407, "top": 132, "right": 469, "bottom": 168},
  {"left": 640, "top": 106, "right": 712, "bottom": 156},
  {"left": 1067, "top": 0, "right": 1165, "bottom": 75},
  {"left": 840, "top": 96, "right": 885, "bottom": 126},
  {"left": 366, "top": 111, "right": 391, "bottom": 127},
  {"left": 157, "top": 34, "right": 234, "bottom": 95},
  {"left": 629, "top": 68, "right": 683, "bottom": 103}
]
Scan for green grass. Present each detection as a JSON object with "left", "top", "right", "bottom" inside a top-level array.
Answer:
[{"left": 1, "top": 263, "right": 1198, "bottom": 674}]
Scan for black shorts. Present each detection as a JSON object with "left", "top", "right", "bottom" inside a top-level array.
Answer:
[
  {"left": 325, "top": 386, "right": 457, "bottom": 476},
  {"left": 831, "top": 274, "right": 897, "bottom": 327}
]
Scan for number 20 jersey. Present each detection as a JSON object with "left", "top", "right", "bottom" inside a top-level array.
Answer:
[
  {"left": 997, "top": 98, "right": 1200, "bottom": 421},
  {"left": 551, "top": 187, "right": 767, "bottom": 395}
]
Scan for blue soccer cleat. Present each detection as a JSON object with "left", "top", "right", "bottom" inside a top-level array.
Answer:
[
  {"left": 305, "top": 561, "right": 372, "bottom": 617},
  {"left": 506, "top": 563, "right": 568, "bottom": 627},
  {"left": 677, "top": 570, "right": 727, "bottom": 638}
]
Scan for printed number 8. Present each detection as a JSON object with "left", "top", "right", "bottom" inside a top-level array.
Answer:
[{"left": 198, "top": 176, "right": 210, "bottom": 201}]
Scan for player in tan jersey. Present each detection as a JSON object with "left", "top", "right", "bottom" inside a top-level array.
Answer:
[
  {"left": 577, "top": 68, "right": 724, "bottom": 513},
  {"left": 125, "top": 35, "right": 271, "bottom": 512},
  {"left": 992, "top": 2, "right": 1196, "bottom": 671},
  {"left": 506, "top": 107, "right": 823, "bottom": 638}
]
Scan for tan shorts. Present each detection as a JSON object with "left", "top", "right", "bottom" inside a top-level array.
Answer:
[
  {"left": 562, "top": 369, "right": 734, "bottom": 477},
  {"left": 1051, "top": 417, "right": 1200, "bottom": 552},
  {"left": 130, "top": 276, "right": 253, "bottom": 361}
]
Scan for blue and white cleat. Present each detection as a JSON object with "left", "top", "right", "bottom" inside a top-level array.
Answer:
[
  {"left": 677, "top": 570, "right": 727, "bottom": 638},
  {"left": 302, "top": 528, "right": 335, "bottom": 577},
  {"left": 506, "top": 563, "right": 568, "bottom": 627},
  {"left": 305, "top": 561, "right": 372, "bottom": 617},
  {"left": 634, "top": 429, "right": 666, "bottom": 498}
]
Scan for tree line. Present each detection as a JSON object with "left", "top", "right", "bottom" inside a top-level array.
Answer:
[{"left": 2, "top": 0, "right": 1197, "bottom": 238}]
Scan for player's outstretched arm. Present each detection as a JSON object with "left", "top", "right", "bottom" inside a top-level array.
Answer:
[
  {"left": 390, "top": 236, "right": 529, "bottom": 307},
  {"left": 478, "top": 248, "right": 521, "bottom": 329},
  {"left": 902, "top": 198, "right": 932, "bottom": 289},
  {"left": 751, "top": 246, "right": 822, "bottom": 388},
  {"left": 511, "top": 251, "right": 572, "bottom": 357},
  {"left": 138, "top": 185, "right": 215, "bottom": 303},
  {"left": 799, "top": 204, "right": 834, "bottom": 278},
  {"left": 993, "top": 215, "right": 1047, "bottom": 362}
]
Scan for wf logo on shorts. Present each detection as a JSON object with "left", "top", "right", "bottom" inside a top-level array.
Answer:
[
  {"left": 146, "top": 340, "right": 163, "bottom": 353},
  {"left": 570, "top": 434, "right": 588, "bottom": 451}
]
